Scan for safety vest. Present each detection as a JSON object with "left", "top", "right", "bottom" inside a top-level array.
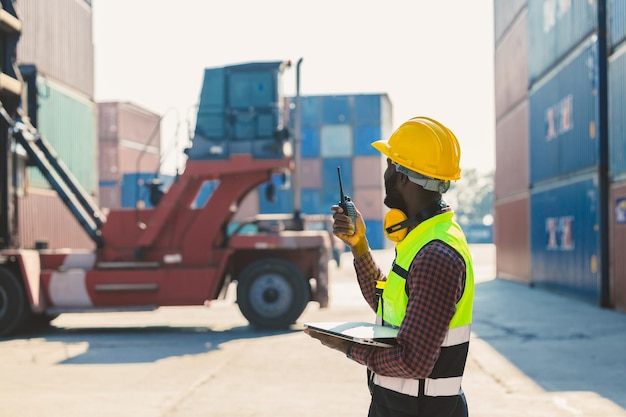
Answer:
[{"left": 374, "top": 211, "right": 474, "bottom": 398}]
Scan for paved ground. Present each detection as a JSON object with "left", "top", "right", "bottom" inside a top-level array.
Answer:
[{"left": 1, "top": 244, "right": 625, "bottom": 416}]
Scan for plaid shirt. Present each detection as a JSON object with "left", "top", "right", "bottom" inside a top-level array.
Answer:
[{"left": 350, "top": 239, "right": 466, "bottom": 379}]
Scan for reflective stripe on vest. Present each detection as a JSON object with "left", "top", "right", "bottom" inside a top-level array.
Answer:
[
  {"left": 373, "top": 374, "right": 464, "bottom": 397},
  {"left": 373, "top": 211, "right": 474, "bottom": 397}
]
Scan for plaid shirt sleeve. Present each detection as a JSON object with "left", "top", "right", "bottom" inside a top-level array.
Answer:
[
  {"left": 350, "top": 240, "right": 466, "bottom": 379},
  {"left": 354, "top": 251, "right": 386, "bottom": 312}
]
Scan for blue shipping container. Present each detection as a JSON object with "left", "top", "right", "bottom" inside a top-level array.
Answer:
[
  {"left": 192, "top": 62, "right": 286, "bottom": 160},
  {"left": 121, "top": 173, "right": 175, "bottom": 209},
  {"left": 322, "top": 95, "right": 351, "bottom": 124},
  {"left": 353, "top": 94, "right": 381, "bottom": 126},
  {"left": 365, "top": 219, "right": 386, "bottom": 250},
  {"left": 227, "top": 70, "right": 276, "bottom": 109},
  {"left": 608, "top": 46, "right": 626, "bottom": 179},
  {"left": 322, "top": 157, "right": 353, "bottom": 201},
  {"left": 354, "top": 124, "right": 382, "bottom": 156},
  {"left": 258, "top": 185, "right": 294, "bottom": 214},
  {"left": 299, "top": 127, "right": 321, "bottom": 158},
  {"left": 530, "top": 174, "right": 600, "bottom": 299},
  {"left": 231, "top": 108, "right": 280, "bottom": 140},
  {"left": 185, "top": 137, "right": 285, "bottom": 160},
  {"left": 463, "top": 224, "right": 494, "bottom": 244},
  {"left": 528, "top": 38, "right": 600, "bottom": 184},
  {"left": 300, "top": 188, "right": 326, "bottom": 215},
  {"left": 609, "top": 0, "right": 626, "bottom": 49},
  {"left": 320, "top": 124, "right": 353, "bottom": 157},
  {"left": 195, "top": 67, "right": 225, "bottom": 140},
  {"left": 299, "top": 96, "right": 322, "bottom": 127},
  {"left": 527, "top": 0, "right": 597, "bottom": 85}
]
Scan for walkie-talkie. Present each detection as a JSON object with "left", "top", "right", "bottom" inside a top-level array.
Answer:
[{"left": 337, "top": 166, "right": 357, "bottom": 234}]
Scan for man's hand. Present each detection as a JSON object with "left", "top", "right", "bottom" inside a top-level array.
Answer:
[
  {"left": 304, "top": 328, "right": 354, "bottom": 356},
  {"left": 331, "top": 205, "right": 369, "bottom": 258}
]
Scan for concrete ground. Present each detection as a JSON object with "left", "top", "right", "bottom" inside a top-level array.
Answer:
[{"left": 0, "top": 244, "right": 625, "bottom": 416}]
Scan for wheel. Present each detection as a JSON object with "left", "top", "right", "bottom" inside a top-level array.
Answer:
[
  {"left": 23, "top": 312, "right": 59, "bottom": 330},
  {"left": 0, "top": 267, "right": 28, "bottom": 337},
  {"left": 236, "top": 258, "right": 310, "bottom": 329}
]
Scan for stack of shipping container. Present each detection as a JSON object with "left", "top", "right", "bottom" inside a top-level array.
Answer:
[
  {"left": 494, "top": 0, "right": 626, "bottom": 311},
  {"left": 493, "top": 0, "right": 531, "bottom": 284},
  {"left": 97, "top": 101, "right": 165, "bottom": 210},
  {"left": 268, "top": 94, "right": 393, "bottom": 250},
  {"left": 16, "top": 0, "right": 166, "bottom": 248},
  {"left": 16, "top": 0, "right": 96, "bottom": 249},
  {"left": 189, "top": 64, "right": 393, "bottom": 249},
  {"left": 608, "top": 0, "right": 626, "bottom": 311}
]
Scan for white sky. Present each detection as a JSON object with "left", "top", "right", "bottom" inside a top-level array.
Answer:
[{"left": 92, "top": 0, "right": 495, "bottom": 175}]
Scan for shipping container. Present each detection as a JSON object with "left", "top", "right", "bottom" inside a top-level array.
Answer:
[
  {"left": 16, "top": 0, "right": 94, "bottom": 97},
  {"left": 300, "top": 188, "right": 325, "bottom": 215},
  {"left": 99, "top": 180, "right": 120, "bottom": 210},
  {"left": 288, "top": 93, "right": 391, "bottom": 157},
  {"left": 117, "top": 147, "right": 160, "bottom": 180},
  {"left": 322, "top": 157, "right": 353, "bottom": 202},
  {"left": 98, "top": 140, "right": 120, "bottom": 182},
  {"left": 495, "top": 100, "right": 529, "bottom": 198},
  {"left": 258, "top": 185, "right": 294, "bottom": 214},
  {"left": 353, "top": 187, "right": 385, "bottom": 220},
  {"left": 187, "top": 137, "right": 288, "bottom": 161},
  {"left": 609, "top": 181, "right": 626, "bottom": 312},
  {"left": 353, "top": 94, "right": 384, "bottom": 125},
  {"left": 364, "top": 219, "right": 386, "bottom": 251},
  {"left": 527, "top": 0, "right": 598, "bottom": 85},
  {"left": 18, "top": 188, "right": 94, "bottom": 250},
  {"left": 190, "top": 62, "right": 287, "bottom": 160},
  {"left": 99, "top": 102, "right": 162, "bottom": 146},
  {"left": 97, "top": 101, "right": 162, "bottom": 206},
  {"left": 494, "top": 195, "right": 531, "bottom": 283},
  {"left": 320, "top": 124, "right": 352, "bottom": 158},
  {"left": 354, "top": 125, "right": 382, "bottom": 156},
  {"left": 463, "top": 224, "right": 494, "bottom": 244},
  {"left": 322, "top": 95, "right": 351, "bottom": 124},
  {"left": 121, "top": 172, "right": 175, "bottom": 209},
  {"left": 493, "top": 0, "right": 527, "bottom": 44},
  {"left": 380, "top": 94, "right": 393, "bottom": 133},
  {"left": 528, "top": 37, "right": 600, "bottom": 184},
  {"left": 194, "top": 67, "right": 225, "bottom": 140},
  {"left": 609, "top": 0, "right": 626, "bottom": 50},
  {"left": 530, "top": 174, "right": 601, "bottom": 298},
  {"left": 494, "top": 8, "right": 528, "bottom": 119},
  {"left": 299, "top": 127, "right": 321, "bottom": 158},
  {"left": 294, "top": 96, "right": 322, "bottom": 127},
  {"left": 27, "top": 76, "right": 97, "bottom": 195},
  {"left": 228, "top": 68, "right": 278, "bottom": 109},
  {"left": 608, "top": 44, "right": 626, "bottom": 180},
  {"left": 353, "top": 155, "right": 385, "bottom": 188},
  {"left": 298, "top": 158, "right": 322, "bottom": 189}
]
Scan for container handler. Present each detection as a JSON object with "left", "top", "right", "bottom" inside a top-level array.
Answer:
[{"left": 0, "top": 5, "right": 333, "bottom": 336}]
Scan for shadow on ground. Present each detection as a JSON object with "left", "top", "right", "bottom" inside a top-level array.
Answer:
[
  {"left": 472, "top": 278, "right": 626, "bottom": 409},
  {"left": 3, "top": 323, "right": 298, "bottom": 365}
]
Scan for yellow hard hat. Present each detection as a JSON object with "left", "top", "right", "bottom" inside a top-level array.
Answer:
[{"left": 371, "top": 116, "right": 461, "bottom": 181}]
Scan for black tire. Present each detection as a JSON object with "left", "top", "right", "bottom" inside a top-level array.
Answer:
[
  {"left": 0, "top": 267, "right": 28, "bottom": 337},
  {"left": 24, "top": 312, "right": 59, "bottom": 330},
  {"left": 236, "top": 258, "right": 310, "bottom": 329}
]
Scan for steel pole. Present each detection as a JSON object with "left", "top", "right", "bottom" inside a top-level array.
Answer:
[{"left": 293, "top": 58, "right": 303, "bottom": 229}]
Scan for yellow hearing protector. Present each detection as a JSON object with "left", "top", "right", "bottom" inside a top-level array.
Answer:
[
  {"left": 384, "top": 209, "right": 411, "bottom": 243},
  {"left": 383, "top": 200, "right": 448, "bottom": 243}
]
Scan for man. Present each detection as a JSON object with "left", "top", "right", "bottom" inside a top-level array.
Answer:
[{"left": 305, "top": 116, "right": 474, "bottom": 417}]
